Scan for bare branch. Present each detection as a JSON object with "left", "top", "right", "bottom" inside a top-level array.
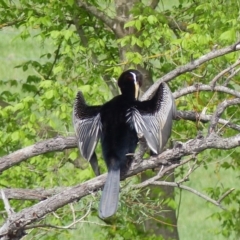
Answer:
[
  {"left": 223, "top": 67, "right": 240, "bottom": 87},
  {"left": 150, "top": 181, "right": 225, "bottom": 209},
  {"left": 217, "top": 188, "right": 235, "bottom": 203},
  {"left": 1, "top": 190, "right": 14, "bottom": 216},
  {"left": 0, "top": 136, "right": 76, "bottom": 172},
  {"left": 176, "top": 110, "right": 240, "bottom": 132},
  {"left": 0, "top": 188, "right": 69, "bottom": 201},
  {"left": 173, "top": 84, "right": 240, "bottom": 99},
  {"left": 209, "top": 98, "right": 240, "bottom": 134},
  {"left": 141, "top": 41, "right": 240, "bottom": 100},
  {"left": 1, "top": 133, "right": 240, "bottom": 236},
  {"left": 210, "top": 58, "right": 240, "bottom": 88}
]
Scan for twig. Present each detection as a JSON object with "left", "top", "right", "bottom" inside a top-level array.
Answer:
[
  {"left": 1, "top": 190, "right": 14, "bottom": 216},
  {"left": 151, "top": 181, "right": 225, "bottom": 209},
  {"left": 208, "top": 98, "right": 240, "bottom": 134},
  {"left": 217, "top": 188, "right": 235, "bottom": 203},
  {"left": 223, "top": 67, "right": 240, "bottom": 87},
  {"left": 210, "top": 58, "right": 240, "bottom": 88},
  {"left": 132, "top": 156, "right": 195, "bottom": 189}
]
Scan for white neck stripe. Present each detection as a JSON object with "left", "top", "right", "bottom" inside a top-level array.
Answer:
[{"left": 130, "top": 72, "right": 137, "bottom": 83}]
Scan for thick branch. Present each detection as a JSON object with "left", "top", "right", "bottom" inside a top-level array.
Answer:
[
  {"left": 1, "top": 133, "right": 240, "bottom": 236},
  {"left": 141, "top": 41, "right": 240, "bottom": 100},
  {"left": 0, "top": 188, "right": 69, "bottom": 201},
  {"left": 0, "top": 136, "right": 76, "bottom": 172}
]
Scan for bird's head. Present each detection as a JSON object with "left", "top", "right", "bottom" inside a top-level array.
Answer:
[{"left": 118, "top": 69, "right": 143, "bottom": 100}]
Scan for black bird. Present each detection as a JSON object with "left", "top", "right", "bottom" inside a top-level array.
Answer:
[{"left": 73, "top": 69, "right": 175, "bottom": 219}]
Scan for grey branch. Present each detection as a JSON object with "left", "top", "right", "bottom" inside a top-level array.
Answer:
[
  {"left": 210, "top": 58, "right": 240, "bottom": 88},
  {"left": 150, "top": 181, "right": 226, "bottom": 209},
  {"left": 173, "top": 84, "right": 240, "bottom": 99},
  {"left": 141, "top": 41, "right": 240, "bottom": 100},
  {"left": 1, "top": 133, "right": 240, "bottom": 237},
  {"left": 0, "top": 136, "right": 76, "bottom": 172},
  {"left": 176, "top": 110, "right": 240, "bottom": 132},
  {"left": 0, "top": 187, "right": 69, "bottom": 201},
  {"left": 209, "top": 98, "right": 240, "bottom": 134}
]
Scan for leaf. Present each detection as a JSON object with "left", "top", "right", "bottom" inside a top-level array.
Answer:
[
  {"left": 147, "top": 15, "right": 158, "bottom": 24},
  {"left": 124, "top": 20, "right": 135, "bottom": 28},
  {"left": 45, "top": 89, "right": 54, "bottom": 99},
  {"left": 135, "top": 19, "right": 141, "bottom": 31}
]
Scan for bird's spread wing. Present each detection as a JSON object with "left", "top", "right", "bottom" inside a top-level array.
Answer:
[
  {"left": 128, "top": 82, "right": 175, "bottom": 154},
  {"left": 73, "top": 91, "right": 102, "bottom": 161}
]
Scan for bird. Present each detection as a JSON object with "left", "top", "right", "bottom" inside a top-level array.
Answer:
[{"left": 72, "top": 69, "right": 175, "bottom": 219}]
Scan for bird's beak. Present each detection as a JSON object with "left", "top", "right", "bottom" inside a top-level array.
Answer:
[{"left": 135, "top": 82, "right": 139, "bottom": 100}]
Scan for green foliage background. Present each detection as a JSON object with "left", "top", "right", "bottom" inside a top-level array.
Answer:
[{"left": 0, "top": 0, "right": 240, "bottom": 239}]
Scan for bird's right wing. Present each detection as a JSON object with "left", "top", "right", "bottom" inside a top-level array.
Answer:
[
  {"left": 128, "top": 82, "right": 176, "bottom": 154},
  {"left": 73, "top": 91, "right": 102, "bottom": 161}
]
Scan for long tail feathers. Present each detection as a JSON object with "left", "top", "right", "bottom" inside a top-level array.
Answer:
[{"left": 99, "top": 168, "right": 120, "bottom": 219}]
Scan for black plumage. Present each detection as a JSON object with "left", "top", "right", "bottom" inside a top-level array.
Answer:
[{"left": 73, "top": 69, "right": 175, "bottom": 219}]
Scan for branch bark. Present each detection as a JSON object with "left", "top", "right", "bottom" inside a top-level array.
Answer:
[
  {"left": 141, "top": 41, "right": 240, "bottom": 100},
  {"left": 0, "top": 136, "right": 76, "bottom": 173},
  {"left": 1, "top": 133, "right": 240, "bottom": 237}
]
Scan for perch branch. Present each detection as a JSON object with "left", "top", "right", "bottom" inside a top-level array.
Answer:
[{"left": 1, "top": 133, "right": 240, "bottom": 237}]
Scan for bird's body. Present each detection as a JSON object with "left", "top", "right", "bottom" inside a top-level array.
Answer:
[
  {"left": 73, "top": 69, "right": 175, "bottom": 219},
  {"left": 100, "top": 95, "right": 138, "bottom": 173}
]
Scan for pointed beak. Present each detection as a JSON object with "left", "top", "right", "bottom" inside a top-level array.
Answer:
[{"left": 134, "top": 81, "right": 139, "bottom": 99}]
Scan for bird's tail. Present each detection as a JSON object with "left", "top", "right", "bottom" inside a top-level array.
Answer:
[{"left": 99, "top": 168, "right": 120, "bottom": 219}]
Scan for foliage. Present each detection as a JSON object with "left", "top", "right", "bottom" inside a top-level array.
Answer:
[{"left": 0, "top": 0, "right": 240, "bottom": 239}]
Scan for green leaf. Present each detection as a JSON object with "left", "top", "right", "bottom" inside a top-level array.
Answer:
[
  {"left": 124, "top": 20, "right": 135, "bottom": 28},
  {"left": 45, "top": 89, "right": 54, "bottom": 99},
  {"left": 69, "top": 151, "right": 78, "bottom": 160},
  {"left": 135, "top": 20, "right": 141, "bottom": 31}
]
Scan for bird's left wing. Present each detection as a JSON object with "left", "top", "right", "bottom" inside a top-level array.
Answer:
[
  {"left": 73, "top": 91, "right": 102, "bottom": 161},
  {"left": 128, "top": 82, "right": 176, "bottom": 154}
]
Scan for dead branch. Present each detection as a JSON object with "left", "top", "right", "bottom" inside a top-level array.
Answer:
[{"left": 141, "top": 41, "right": 240, "bottom": 100}]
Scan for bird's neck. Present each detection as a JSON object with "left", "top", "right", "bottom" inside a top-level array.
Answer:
[{"left": 121, "top": 92, "right": 137, "bottom": 102}]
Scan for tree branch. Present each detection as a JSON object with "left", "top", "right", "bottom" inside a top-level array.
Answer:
[
  {"left": 141, "top": 41, "right": 240, "bottom": 100},
  {"left": 208, "top": 98, "right": 240, "bottom": 134},
  {"left": 176, "top": 110, "right": 240, "bottom": 132},
  {"left": 1, "top": 133, "right": 240, "bottom": 237},
  {"left": 76, "top": 1, "right": 115, "bottom": 31},
  {"left": 150, "top": 181, "right": 226, "bottom": 209},
  {"left": 0, "top": 136, "right": 76, "bottom": 172},
  {"left": 210, "top": 58, "right": 240, "bottom": 88},
  {"left": 173, "top": 84, "right": 240, "bottom": 99}
]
